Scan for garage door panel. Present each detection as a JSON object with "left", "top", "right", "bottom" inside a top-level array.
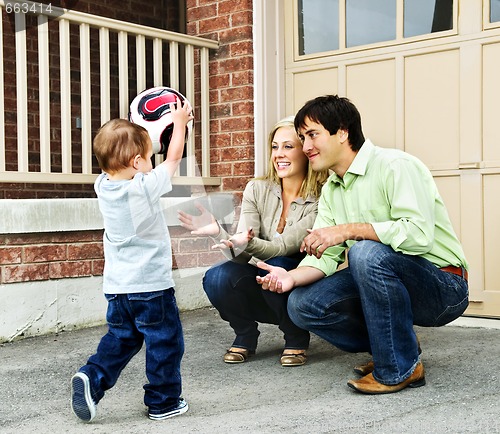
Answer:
[
  {"left": 405, "top": 50, "right": 460, "bottom": 170},
  {"left": 346, "top": 60, "right": 396, "bottom": 149}
]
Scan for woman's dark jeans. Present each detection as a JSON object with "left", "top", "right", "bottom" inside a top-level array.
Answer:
[{"left": 203, "top": 256, "right": 310, "bottom": 351}]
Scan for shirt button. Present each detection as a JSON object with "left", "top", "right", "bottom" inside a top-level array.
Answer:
[{"left": 291, "top": 204, "right": 297, "bottom": 210}]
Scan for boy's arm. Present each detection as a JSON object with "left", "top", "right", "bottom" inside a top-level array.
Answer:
[{"left": 161, "top": 98, "right": 194, "bottom": 178}]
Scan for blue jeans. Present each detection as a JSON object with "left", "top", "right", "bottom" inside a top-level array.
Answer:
[
  {"left": 79, "top": 288, "right": 184, "bottom": 415},
  {"left": 203, "top": 256, "right": 310, "bottom": 351},
  {"left": 288, "top": 241, "right": 469, "bottom": 385}
]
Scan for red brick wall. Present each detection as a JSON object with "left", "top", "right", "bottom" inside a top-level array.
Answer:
[
  {"left": 0, "top": 0, "right": 255, "bottom": 283},
  {"left": 0, "top": 231, "right": 104, "bottom": 284},
  {"left": 0, "top": 0, "right": 183, "bottom": 199},
  {"left": 0, "top": 225, "right": 234, "bottom": 284},
  {"left": 187, "top": 0, "right": 255, "bottom": 193}
]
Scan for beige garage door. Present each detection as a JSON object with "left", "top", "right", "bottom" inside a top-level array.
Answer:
[{"left": 283, "top": 0, "right": 500, "bottom": 318}]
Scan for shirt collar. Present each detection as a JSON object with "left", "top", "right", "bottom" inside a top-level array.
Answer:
[{"left": 329, "top": 139, "right": 375, "bottom": 186}]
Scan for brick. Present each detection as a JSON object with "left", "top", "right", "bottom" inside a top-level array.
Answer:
[
  {"left": 233, "top": 161, "right": 254, "bottom": 176},
  {"left": 220, "top": 146, "right": 252, "bottom": 161},
  {"left": 198, "top": 250, "right": 225, "bottom": 266},
  {"left": 218, "top": 0, "right": 252, "bottom": 15},
  {"left": 231, "top": 10, "right": 253, "bottom": 27},
  {"left": 177, "top": 237, "right": 211, "bottom": 252},
  {"left": 92, "top": 259, "right": 105, "bottom": 275},
  {"left": 232, "top": 70, "right": 253, "bottom": 86},
  {"left": 2, "top": 263, "right": 50, "bottom": 283},
  {"left": 233, "top": 101, "right": 253, "bottom": 116},
  {"left": 49, "top": 261, "right": 92, "bottom": 279},
  {"left": 172, "top": 253, "right": 198, "bottom": 269},
  {"left": 221, "top": 85, "right": 253, "bottom": 101},
  {"left": 232, "top": 131, "right": 254, "bottom": 146},
  {"left": 24, "top": 244, "right": 67, "bottom": 263},
  {"left": 0, "top": 247, "right": 22, "bottom": 265},
  {"left": 68, "top": 243, "right": 104, "bottom": 260},
  {"left": 220, "top": 116, "right": 254, "bottom": 132},
  {"left": 218, "top": 56, "right": 253, "bottom": 73},
  {"left": 199, "top": 16, "right": 230, "bottom": 34},
  {"left": 222, "top": 177, "right": 251, "bottom": 191},
  {"left": 188, "top": 4, "right": 217, "bottom": 21}
]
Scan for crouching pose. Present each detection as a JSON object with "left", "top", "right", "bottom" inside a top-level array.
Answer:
[
  {"left": 257, "top": 95, "right": 469, "bottom": 394},
  {"left": 179, "top": 117, "right": 328, "bottom": 366}
]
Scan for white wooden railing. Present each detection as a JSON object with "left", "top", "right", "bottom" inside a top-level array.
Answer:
[{"left": 0, "top": 0, "right": 220, "bottom": 185}]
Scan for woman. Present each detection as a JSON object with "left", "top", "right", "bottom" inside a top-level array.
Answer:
[{"left": 178, "top": 116, "right": 328, "bottom": 366}]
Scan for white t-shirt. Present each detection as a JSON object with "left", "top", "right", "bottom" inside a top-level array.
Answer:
[{"left": 94, "top": 164, "right": 174, "bottom": 294}]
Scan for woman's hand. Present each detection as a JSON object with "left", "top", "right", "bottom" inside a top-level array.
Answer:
[
  {"left": 177, "top": 202, "right": 219, "bottom": 236},
  {"left": 211, "top": 227, "right": 254, "bottom": 255},
  {"left": 255, "top": 261, "right": 295, "bottom": 293},
  {"left": 230, "top": 227, "right": 255, "bottom": 247}
]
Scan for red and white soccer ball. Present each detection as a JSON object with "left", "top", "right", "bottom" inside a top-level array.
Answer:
[{"left": 129, "top": 86, "right": 193, "bottom": 154}]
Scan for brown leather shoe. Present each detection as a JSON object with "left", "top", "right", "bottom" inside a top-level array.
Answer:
[
  {"left": 280, "top": 351, "right": 307, "bottom": 367},
  {"left": 223, "top": 348, "right": 254, "bottom": 364},
  {"left": 353, "top": 336, "right": 422, "bottom": 376},
  {"left": 347, "top": 362, "right": 425, "bottom": 394}
]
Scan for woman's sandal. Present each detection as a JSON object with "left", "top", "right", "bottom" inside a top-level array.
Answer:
[
  {"left": 223, "top": 348, "right": 255, "bottom": 364},
  {"left": 280, "top": 351, "right": 307, "bottom": 367}
]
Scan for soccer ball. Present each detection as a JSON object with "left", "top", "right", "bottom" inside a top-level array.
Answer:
[{"left": 129, "top": 86, "right": 193, "bottom": 154}]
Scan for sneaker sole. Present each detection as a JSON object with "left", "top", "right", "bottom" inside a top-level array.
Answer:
[
  {"left": 149, "top": 400, "right": 189, "bottom": 421},
  {"left": 71, "top": 373, "right": 96, "bottom": 422}
]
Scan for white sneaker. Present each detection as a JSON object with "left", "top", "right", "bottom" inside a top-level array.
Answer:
[
  {"left": 148, "top": 398, "right": 189, "bottom": 421},
  {"left": 71, "top": 372, "right": 97, "bottom": 422}
]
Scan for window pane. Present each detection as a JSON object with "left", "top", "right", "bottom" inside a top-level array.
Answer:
[
  {"left": 404, "top": 0, "right": 453, "bottom": 37},
  {"left": 298, "top": 0, "right": 339, "bottom": 55},
  {"left": 346, "top": 0, "right": 396, "bottom": 48},
  {"left": 492, "top": 0, "right": 500, "bottom": 22}
]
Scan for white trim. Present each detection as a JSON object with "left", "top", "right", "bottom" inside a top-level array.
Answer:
[
  {"left": 0, "top": 196, "right": 235, "bottom": 234},
  {"left": 253, "top": 0, "right": 285, "bottom": 177}
]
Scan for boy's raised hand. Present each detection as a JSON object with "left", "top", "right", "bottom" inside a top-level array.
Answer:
[{"left": 163, "top": 97, "right": 194, "bottom": 176}]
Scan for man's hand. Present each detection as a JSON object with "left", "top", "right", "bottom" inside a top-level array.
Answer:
[
  {"left": 256, "top": 262, "right": 295, "bottom": 293},
  {"left": 301, "top": 227, "right": 346, "bottom": 258},
  {"left": 301, "top": 223, "right": 380, "bottom": 258}
]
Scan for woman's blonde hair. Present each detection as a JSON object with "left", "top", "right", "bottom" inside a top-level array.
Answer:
[
  {"left": 260, "top": 116, "right": 329, "bottom": 199},
  {"left": 93, "top": 118, "right": 151, "bottom": 174}
]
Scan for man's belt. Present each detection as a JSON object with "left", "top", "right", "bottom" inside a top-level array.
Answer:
[{"left": 440, "top": 265, "right": 468, "bottom": 281}]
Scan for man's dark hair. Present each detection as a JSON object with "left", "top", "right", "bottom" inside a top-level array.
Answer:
[{"left": 294, "top": 95, "right": 365, "bottom": 151}]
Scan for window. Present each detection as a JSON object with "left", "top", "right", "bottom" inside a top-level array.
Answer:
[
  {"left": 492, "top": 0, "right": 500, "bottom": 22},
  {"left": 346, "top": 0, "right": 396, "bottom": 48},
  {"left": 297, "top": 0, "right": 455, "bottom": 56},
  {"left": 298, "top": 0, "right": 339, "bottom": 55},
  {"left": 404, "top": 0, "right": 453, "bottom": 37}
]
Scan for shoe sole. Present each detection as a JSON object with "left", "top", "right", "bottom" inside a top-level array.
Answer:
[
  {"left": 149, "top": 400, "right": 189, "bottom": 420},
  {"left": 347, "top": 376, "right": 426, "bottom": 395},
  {"left": 71, "top": 373, "right": 96, "bottom": 422}
]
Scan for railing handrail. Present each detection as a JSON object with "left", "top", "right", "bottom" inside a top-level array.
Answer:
[
  {"left": 0, "top": 0, "right": 220, "bottom": 187},
  {"left": 0, "top": 0, "right": 218, "bottom": 48}
]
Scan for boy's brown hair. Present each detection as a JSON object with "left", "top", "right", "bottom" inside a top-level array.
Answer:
[{"left": 93, "top": 118, "right": 151, "bottom": 174}]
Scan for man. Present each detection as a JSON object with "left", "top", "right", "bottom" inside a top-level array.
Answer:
[{"left": 256, "top": 95, "right": 469, "bottom": 394}]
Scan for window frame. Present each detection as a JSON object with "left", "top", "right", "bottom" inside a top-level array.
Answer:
[
  {"left": 483, "top": 0, "right": 500, "bottom": 29},
  {"left": 293, "top": 0, "right": 459, "bottom": 61}
]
